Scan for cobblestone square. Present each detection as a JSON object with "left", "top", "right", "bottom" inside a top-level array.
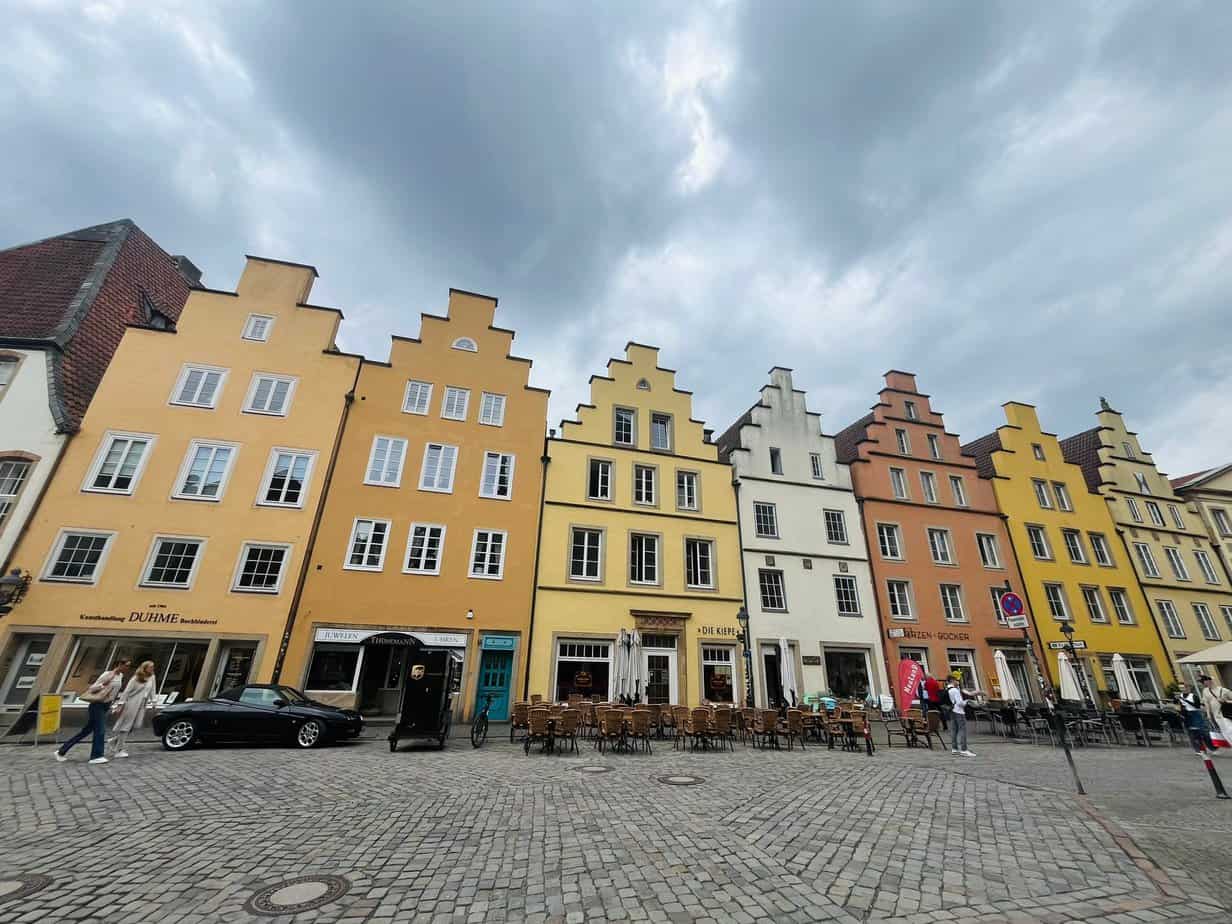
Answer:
[{"left": 0, "top": 729, "right": 1228, "bottom": 922}]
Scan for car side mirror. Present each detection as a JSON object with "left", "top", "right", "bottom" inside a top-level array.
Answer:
[{"left": 273, "top": 698, "right": 288, "bottom": 708}]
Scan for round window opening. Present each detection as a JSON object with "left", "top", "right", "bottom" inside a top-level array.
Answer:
[{"left": 452, "top": 337, "right": 478, "bottom": 352}]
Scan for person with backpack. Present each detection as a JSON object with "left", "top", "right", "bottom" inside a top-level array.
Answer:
[
  {"left": 924, "top": 674, "right": 947, "bottom": 731},
  {"left": 948, "top": 676, "right": 976, "bottom": 757},
  {"left": 54, "top": 657, "right": 130, "bottom": 765}
]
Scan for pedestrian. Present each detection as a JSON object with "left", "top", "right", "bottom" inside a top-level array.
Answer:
[
  {"left": 925, "top": 673, "right": 947, "bottom": 731},
  {"left": 917, "top": 676, "right": 930, "bottom": 720},
  {"left": 1176, "top": 681, "right": 1211, "bottom": 752},
  {"left": 1199, "top": 675, "right": 1232, "bottom": 750},
  {"left": 948, "top": 676, "right": 976, "bottom": 757},
  {"left": 55, "top": 657, "right": 130, "bottom": 765},
  {"left": 109, "top": 660, "right": 158, "bottom": 758}
]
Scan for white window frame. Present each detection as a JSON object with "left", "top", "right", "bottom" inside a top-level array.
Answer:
[
  {"left": 949, "top": 475, "right": 968, "bottom": 507},
  {"left": 1062, "top": 529, "right": 1088, "bottom": 565},
  {"left": 1195, "top": 550, "right": 1220, "bottom": 585},
  {"left": 920, "top": 471, "right": 938, "bottom": 504},
  {"left": 976, "top": 533, "right": 1001, "bottom": 569},
  {"left": 403, "top": 380, "right": 433, "bottom": 416},
  {"left": 1031, "top": 443, "right": 1045, "bottom": 461},
  {"left": 479, "top": 451, "right": 516, "bottom": 500},
  {"left": 769, "top": 447, "right": 784, "bottom": 475},
  {"left": 479, "top": 392, "right": 506, "bottom": 427},
  {"left": 1032, "top": 479, "right": 1053, "bottom": 509},
  {"left": 139, "top": 535, "right": 206, "bottom": 589},
  {"left": 1157, "top": 599, "right": 1184, "bottom": 638},
  {"left": 570, "top": 527, "right": 603, "bottom": 582},
  {"left": 441, "top": 386, "right": 471, "bottom": 421},
  {"left": 886, "top": 580, "right": 914, "bottom": 620},
  {"left": 628, "top": 532, "right": 660, "bottom": 586},
  {"left": 1027, "top": 525, "right": 1052, "bottom": 560},
  {"left": 256, "top": 448, "right": 317, "bottom": 509},
  {"left": 927, "top": 433, "right": 941, "bottom": 460},
  {"left": 1146, "top": 501, "right": 1166, "bottom": 528},
  {"left": 169, "top": 364, "right": 227, "bottom": 409},
  {"left": 833, "top": 575, "right": 861, "bottom": 616},
  {"left": 230, "top": 542, "right": 293, "bottom": 594},
  {"left": 758, "top": 569, "right": 787, "bottom": 612},
  {"left": 939, "top": 584, "right": 966, "bottom": 623},
  {"left": 242, "top": 314, "right": 275, "bottom": 342},
  {"left": 243, "top": 373, "right": 298, "bottom": 417},
  {"left": 890, "top": 467, "right": 908, "bottom": 499},
  {"left": 403, "top": 523, "right": 447, "bottom": 576},
  {"left": 40, "top": 528, "right": 117, "bottom": 585},
  {"left": 451, "top": 337, "right": 478, "bottom": 352},
  {"left": 614, "top": 407, "right": 636, "bottom": 446},
  {"left": 876, "top": 523, "right": 902, "bottom": 561},
  {"left": 810, "top": 453, "right": 824, "bottom": 480},
  {"left": 753, "top": 502, "right": 779, "bottom": 539},
  {"left": 633, "top": 464, "right": 656, "bottom": 506},
  {"left": 588, "top": 459, "right": 613, "bottom": 501},
  {"left": 895, "top": 429, "right": 911, "bottom": 455},
  {"left": 1222, "top": 605, "right": 1232, "bottom": 636},
  {"left": 1135, "top": 472, "right": 1151, "bottom": 495},
  {"left": 823, "top": 509, "right": 849, "bottom": 545},
  {"left": 83, "top": 431, "right": 156, "bottom": 496},
  {"left": 904, "top": 400, "right": 918, "bottom": 420},
  {"left": 1126, "top": 497, "right": 1143, "bottom": 522},
  {"left": 364, "top": 435, "right": 408, "bottom": 488},
  {"left": 344, "top": 517, "right": 391, "bottom": 572},
  {"left": 1109, "top": 588, "right": 1135, "bottom": 625},
  {"left": 1043, "top": 583, "right": 1070, "bottom": 621},
  {"left": 1052, "top": 482, "right": 1073, "bottom": 512},
  {"left": 676, "top": 470, "right": 699, "bottom": 511},
  {"left": 1163, "top": 546, "right": 1190, "bottom": 581},
  {"left": 1081, "top": 586, "right": 1108, "bottom": 623},
  {"left": 1089, "top": 532, "right": 1114, "bottom": 567},
  {"left": 1193, "top": 603, "right": 1220, "bottom": 641},
  {"left": 172, "top": 440, "right": 240, "bottom": 502},
  {"left": 418, "top": 443, "right": 459, "bottom": 494},
  {"left": 469, "top": 529, "right": 508, "bottom": 580},
  {"left": 1213, "top": 508, "right": 1232, "bottom": 537},
  {"left": 650, "top": 412, "right": 673, "bottom": 451},
  {"left": 1168, "top": 504, "right": 1185, "bottom": 530},
  {"left": 927, "top": 527, "right": 953, "bottom": 565},
  {"left": 685, "top": 538, "right": 715, "bottom": 590},
  {"left": 1133, "top": 542, "right": 1160, "bottom": 578},
  {"left": 990, "top": 587, "right": 1007, "bottom": 625}
]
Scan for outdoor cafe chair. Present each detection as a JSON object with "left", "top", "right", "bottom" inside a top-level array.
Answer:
[
  {"left": 754, "top": 709, "right": 780, "bottom": 750},
  {"left": 556, "top": 709, "right": 581, "bottom": 754},
  {"left": 739, "top": 707, "right": 757, "bottom": 745},
  {"left": 524, "top": 708, "right": 552, "bottom": 754},
  {"left": 672, "top": 706, "right": 691, "bottom": 742},
  {"left": 530, "top": 694, "right": 543, "bottom": 704},
  {"left": 690, "top": 707, "right": 714, "bottom": 751},
  {"left": 629, "top": 709, "right": 654, "bottom": 754},
  {"left": 884, "top": 708, "right": 926, "bottom": 749},
  {"left": 568, "top": 693, "right": 584, "bottom": 708},
  {"left": 510, "top": 702, "right": 531, "bottom": 743},
  {"left": 596, "top": 710, "right": 624, "bottom": 754},
  {"left": 659, "top": 704, "right": 675, "bottom": 738},
  {"left": 643, "top": 703, "right": 661, "bottom": 737},
  {"left": 782, "top": 709, "right": 807, "bottom": 751},
  {"left": 711, "top": 706, "right": 735, "bottom": 751},
  {"left": 847, "top": 711, "right": 873, "bottom": 753}
]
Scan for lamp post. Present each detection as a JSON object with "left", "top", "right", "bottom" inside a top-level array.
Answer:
[
  {"left": 0, "top": 568, "right": 30, "bottom": 615},
  {"left": 736, "top": 606, "right": 754, "bottom": 708},
  {"left": 1057, "top": 619, "right": 1093, "bottom": 706}
]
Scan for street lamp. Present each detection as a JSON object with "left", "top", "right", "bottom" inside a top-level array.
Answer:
[
  {"left": 736, "top": 606, "right": 754, "bottom": 708},
  {"left": 1057, "top": 619, "right": 1093, "bottom": 706},
  {"left": 0, "top": 569, "right": 30, "bottom": 615}
]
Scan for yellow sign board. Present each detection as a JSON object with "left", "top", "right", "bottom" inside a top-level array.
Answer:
[{"left": 37, "top": 694, "right": 62, "bottom": 736}]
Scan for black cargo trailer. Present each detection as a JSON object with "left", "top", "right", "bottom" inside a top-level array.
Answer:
[{"left": 365, "top": 632, "right": 461, "bottom": 751}]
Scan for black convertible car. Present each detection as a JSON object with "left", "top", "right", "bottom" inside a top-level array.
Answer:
[{"left": 152, "top": 684, "right": 364, "bottom": 750}]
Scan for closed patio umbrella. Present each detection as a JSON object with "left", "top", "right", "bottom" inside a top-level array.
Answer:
[
  {"left": 611, "top": 629, "right": 628, "bottom": 702},
  {"left": 1111, "top": 653, "right": 1143, "bottom": 702},
  {"left": 629, "top": 630, "right": 645, "bottom": 703},
  {"left": 1056, "top": 651, "right": 1084, "bottom": 703},
  {"left": 994, "top": 650, "right": 1023, "bottom": 702},
  {"left": 778, "top": 638, "right": 798, "bottom": 707}
]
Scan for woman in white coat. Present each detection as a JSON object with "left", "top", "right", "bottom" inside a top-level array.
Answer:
[
  {"left": 1200, "top": 675, "right": 1232, "bottom": 750},
  {"left": 110, "top": 660, "right": 158, "bottom": 758}
]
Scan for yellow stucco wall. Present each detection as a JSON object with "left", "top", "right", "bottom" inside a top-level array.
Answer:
[
  {"left": 528, "top": 343, "right": 745, "bottom": 706},
  {"left": 1081, "top": 409, "right": 1232, "bottom": 684},
  {"left": 976, "top": 403, "right": 1175, "bottom": 700},
  {"left": 279, "top": 291, "right": 549, "bottom": 719},
  {"left": 1, "top": 258, "right": 359, "bottom": 705}
]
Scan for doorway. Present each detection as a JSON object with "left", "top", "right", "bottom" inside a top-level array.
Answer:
[
  {"left": 477, "top": 650, "right": 512, "bottom": 720},
  {"left": 1, "top": 634, "right": 52, "bottom": 711},
  {"left": 357, "top": 645, "right": 404, "bottom": 716},
  {"left": 761, "top": 647, "right": 784, "bottom": 707},
  {"left": 210, "top": 643, "right": 256, "bottom": 696}
]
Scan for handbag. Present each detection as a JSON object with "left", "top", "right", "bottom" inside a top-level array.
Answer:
[{"left": 77, "top": 672, "right": 114, "bottom": 704}]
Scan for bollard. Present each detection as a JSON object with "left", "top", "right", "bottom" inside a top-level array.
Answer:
[{"left": 1196, "top": 746, "right": 1230, "bottom": 799}]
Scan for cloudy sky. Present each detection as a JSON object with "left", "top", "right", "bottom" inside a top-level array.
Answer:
[{"left": 4, "top": 1, "right": 1229, "bottom": 475}]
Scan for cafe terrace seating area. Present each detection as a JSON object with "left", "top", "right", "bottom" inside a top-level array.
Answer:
[{"left": 509, "top": 694, "right": 880, "bottom": 755}]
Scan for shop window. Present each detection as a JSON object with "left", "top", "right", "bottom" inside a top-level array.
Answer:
[
  {"left": 555, "top": 640, "right": 611, "bottom": 701},
  {"left": 824, "top": 650, "right": 871, "bottom": 699},
  {"left": 60, "top": 636, "right": 207, "bottom": 702},
  {"left": 305, "top": 643, "right": 362, "bottom": 692},
  {"left": 702, "top": 646, "right": 734, "bottom": 704}
]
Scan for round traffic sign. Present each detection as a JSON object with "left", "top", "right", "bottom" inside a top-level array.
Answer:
[{"left": 999, "top": 591, "right": 1025, "bottom": 616}]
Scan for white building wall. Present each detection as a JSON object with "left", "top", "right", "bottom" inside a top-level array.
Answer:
[
  {"left": 727, "top": 368, "right": 888, "bottom": 705},
  {"left": 0, "top": 349, "right": 67, "bottom": 568}
]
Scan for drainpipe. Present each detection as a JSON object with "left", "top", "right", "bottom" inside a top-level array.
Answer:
[
  {"left": 271, "top": 357, "right": 362, "bottom": 682},
  {"left": 731, "top": 473, "right": 755, "bottom": 707},
  {"left": 522, "top": 433, "right": 551, "bottom": 700}
]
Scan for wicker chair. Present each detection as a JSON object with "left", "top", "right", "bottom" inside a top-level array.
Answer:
[
  {"left": 629, "top": 709, "right": 654, "bottom": 754},
  {"left": 597, "top": 710, "right": 625, "bottom": 754},
  {"left": 659, "top": 705, "right": 676, "bottom": 738},
  {"left": 690, "top": 707, "right": 714, "bottom": 751},
  {"left": 530, "top": 694, "right": 543, "bottom": 705},
  {"left": 782, "top": 709, "right": 807, "bottom": 750},
  {"left": 755, "top": 709, "right": 780, "bottom": 750},
  {"left": 593, "top": 706, "right": 613, "bottom": 748},
  {"left": 510, "top": 702, "right": 531, "bottom": 743},
  {"left": 556, "top": 709, "right": 580, "bottom": 754},
  {"left": 740, "top": 708, "right": 757, "bottom": 745},
  {"left": 672, "top": 706, "right": 691, "bottom": 745},
  {"left": 524, "top": 708, "right": 551, "bottom": 754},
  {"left": 568, "top": 693, "right": 584, "bottom": 708},
  {"left": 643, "top": 703, "right": 662, "bottom": 738},
  {"left": 711, "top": 705, "right": 735, "bottom": 751}
]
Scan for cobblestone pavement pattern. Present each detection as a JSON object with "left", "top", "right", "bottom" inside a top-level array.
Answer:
[{"left": 0, "top": 729, "right": 1227, "bottom": 923}]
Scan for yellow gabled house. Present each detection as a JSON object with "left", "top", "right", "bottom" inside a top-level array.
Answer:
[
  {"left": 0, "top": 257, "right": 359, "bottom": 724},
  {"left": 964, "top": 403, "right": 1175, "bottom": 702},
  {"left": 1061, "top": 402, "right": 1232, "bottom": 686},
  {"left": 527, "top": 343, "right": 745, "bottom": 706}
]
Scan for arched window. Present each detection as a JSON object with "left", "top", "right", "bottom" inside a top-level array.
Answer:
[
  {"left": 452, "top": 337, "right": 478, "bottom": 352},
  {"left": 636, "top": 378, "right": 651, "bottom": 391}
]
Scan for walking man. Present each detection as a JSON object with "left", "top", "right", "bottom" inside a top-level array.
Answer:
[
  {"left": 55, "top": 657, "right": 129, "bottom": 765},
  {"left": 948, "top": 676, "right": 976, "bottom": 757}
]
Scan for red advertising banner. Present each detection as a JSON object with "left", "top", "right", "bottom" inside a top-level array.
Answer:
[{"left": 896, "top": 659, "right": 925, "bottom": 713}]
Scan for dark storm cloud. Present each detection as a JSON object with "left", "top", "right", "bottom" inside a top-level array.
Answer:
[{"left": 1, "top": 1, "right": 1229, "bottom": 471}]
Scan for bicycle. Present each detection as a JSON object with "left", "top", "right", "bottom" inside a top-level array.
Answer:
[{"left": 471, "top": 693, "right": 495, "bottom": 748}]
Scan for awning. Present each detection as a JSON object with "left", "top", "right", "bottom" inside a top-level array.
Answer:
[{"left": 1179, "top": 641, "right": 1232, "bottom": 665}]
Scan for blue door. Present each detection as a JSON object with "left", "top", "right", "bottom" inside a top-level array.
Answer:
[{"left": 477, "top": 650, "right": 512, "bottom": 721}]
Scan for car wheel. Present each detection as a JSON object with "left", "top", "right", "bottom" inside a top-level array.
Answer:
[
  {"left": 296, "top": 719, "right": 325, "bottom": 749},
  {"left": 162, "top": 719, "right": 197, "bottom": 751}
]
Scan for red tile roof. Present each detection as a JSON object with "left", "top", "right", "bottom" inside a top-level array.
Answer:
[
  {"left": 1058, "top": 427, "right": 1104, "bottom": 494},
  {"left": 960, "top": 431, "right": 1003, "bottom": 480},
  {"left": 833, "top": 412, "right": 875, "bottom": 464},
  {"left": 0, "top": 220, "right": 194, "bottom": 430}
]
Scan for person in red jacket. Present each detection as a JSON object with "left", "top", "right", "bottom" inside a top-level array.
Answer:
[{"left": 924, "top": 675, "right": 947, "bottom": 731}]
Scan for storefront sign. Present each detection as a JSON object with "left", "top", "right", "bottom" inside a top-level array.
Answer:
[
  {"left": 481, "top": 635, "right": 517, "bottom": 651},
  {"left": 314, "top": 627, "right": 466, "bottom": 648},
  {"left": 77, "top": 611, "right": 218, "bottom": 627},
  {"left": 699, "top": 626, "right": 741, "bottom": 638},
  {"left": 1047, "top": 640, "right": 1087, "bottom": 650},
  {"left": 801, "top": 655, "right": 822, "bottom": 666},
  {"left": 708, "top": 673, "right": 729, "bottom": 691},
  {"left": 885, "top": 628, "right": 970, "bottom": 641},
  {"left": 574, "top": 671, "right": 593, "bottom": 689},
  {"left": 37, "top": 695, "right": 62, "bottom": 736}
]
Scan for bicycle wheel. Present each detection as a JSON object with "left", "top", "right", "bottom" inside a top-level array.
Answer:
[{"left": 471, "top": 715, "right": 488, "bottom": 748}]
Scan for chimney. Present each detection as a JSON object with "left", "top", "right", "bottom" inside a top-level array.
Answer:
[{"left": 173, "top": 255, "right": 203, "bottom": 288}]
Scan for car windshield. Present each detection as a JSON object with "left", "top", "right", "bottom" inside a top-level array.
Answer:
[{"left": 277, "top": 686, "right": 310, "bottom": 704}]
